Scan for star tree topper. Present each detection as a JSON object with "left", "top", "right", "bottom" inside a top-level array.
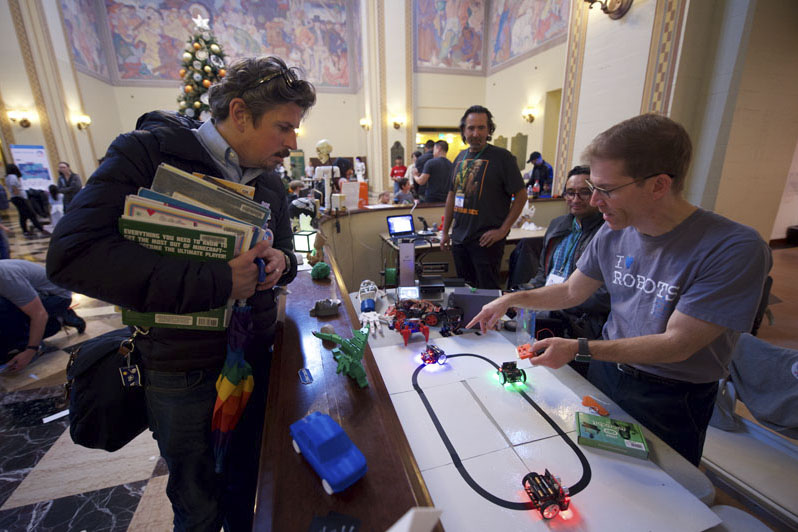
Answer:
[{"left": 192, "top": 13, "right": 210, "bottom": 31}]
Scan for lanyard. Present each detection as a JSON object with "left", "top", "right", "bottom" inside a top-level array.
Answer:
[
  {"left": 554, "top": 223, "right": 582, "bottom": 275},
  {"left": 455, "top": 146, "right": 487, "bottom": 187}
]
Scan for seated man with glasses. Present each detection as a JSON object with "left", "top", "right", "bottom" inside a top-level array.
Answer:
[
  {"left": 48, "top": 56, "right": 316, "bottom": 530},
  {"left": 506, "top": 166, "right": 609, "bottom": 360},
  {"left": 469, "top": 114, "right": 771, "bottom": 466}
]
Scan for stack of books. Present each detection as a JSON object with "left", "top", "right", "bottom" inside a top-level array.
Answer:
[{"left": 118, "top": 163, "right": 272, "bottom": 331}]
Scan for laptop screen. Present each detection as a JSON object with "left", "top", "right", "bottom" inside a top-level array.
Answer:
[{"left": 386, "top": 214, "right": 415, "bottom": 237}]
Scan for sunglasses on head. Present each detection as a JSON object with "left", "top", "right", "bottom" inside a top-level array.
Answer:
[{"left": 239, "top": 68, "right": 298, "bottom": 96}]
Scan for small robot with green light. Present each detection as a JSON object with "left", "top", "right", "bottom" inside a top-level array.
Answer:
[{"left": 497, "top": 361, "right": 527, "bottom": 385}]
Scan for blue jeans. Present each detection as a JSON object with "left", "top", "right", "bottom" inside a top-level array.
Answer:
[
  {"left": 451, "top": 238, "right": 505, "bottom": 289},
  {"left": 0, "top": 295, "right": 70, "bottom": 359},
  {"left": 145, "top": 347, "right": 272, "bottom": 532},
  {"left": 587, "top": 360, "right": 718, "bottom": 466}
]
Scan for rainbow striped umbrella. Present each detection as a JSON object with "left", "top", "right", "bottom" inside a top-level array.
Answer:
[{"left": 212, "top": 304, "right": 255, "bottom": 473}]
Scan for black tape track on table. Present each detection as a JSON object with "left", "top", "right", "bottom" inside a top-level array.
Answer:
[{"left": 411, "top": 353, "right": 591, "bottom": 511}]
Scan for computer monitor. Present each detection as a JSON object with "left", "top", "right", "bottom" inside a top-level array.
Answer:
[{"left": 386, "top": 214, "right": 415, "bottom": 238}]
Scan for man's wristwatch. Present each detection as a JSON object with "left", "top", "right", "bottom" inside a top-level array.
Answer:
[
  {"left": 575, "top": 337, "right": 592, "bottom": 363},
  {"left": 282, "top": 251, "right": 291, "bottom": 273}
]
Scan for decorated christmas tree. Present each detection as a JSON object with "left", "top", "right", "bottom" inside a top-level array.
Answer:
[{"left": 177, "top": 14, "right": 227, "bottom": 121}]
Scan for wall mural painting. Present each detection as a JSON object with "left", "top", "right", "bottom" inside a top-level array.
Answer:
[
  {"left": 488, "top": 0, "right": 570, "bottom": 70},
  {"left": 415, "top": 0, "right": 485, "bottom": 72},
  {"left": 60, "top": 0, "right": 111, "bottom": 81},
  {"left": 61, "top": 0, "right": 357, "bottom": 90}
]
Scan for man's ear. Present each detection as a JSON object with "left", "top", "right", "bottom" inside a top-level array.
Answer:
[
  {"left": 651, "top": 173, "right": 672, "bottom": 198},
  {"left": 228, "top": 98, "right": 250, "bottom": 132}
]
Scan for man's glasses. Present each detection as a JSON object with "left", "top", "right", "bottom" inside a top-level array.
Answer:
[
  {"left": 564, "top": 188, "right": 592, "bottom": 200},
  {"left": 585, "top": 172, "right": 673, "bottom": 198},
  {"left": 239, "top": 68, "right": 297, "bottom": 96}
]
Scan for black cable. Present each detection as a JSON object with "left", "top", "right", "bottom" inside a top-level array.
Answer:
[{"left": 411, "top": 353, "right": 591, "bottom": 510}]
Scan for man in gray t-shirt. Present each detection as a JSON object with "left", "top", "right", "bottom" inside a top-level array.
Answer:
[
  {"left": 0, "top": 259, "right": 85, "bottom": 371},
  {"left": 468, "top": 114, "right": 771, "bottom": 465}
]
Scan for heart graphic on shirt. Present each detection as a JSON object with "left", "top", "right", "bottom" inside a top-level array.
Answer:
[
  {"left": 146, "top": 209, "right": 155, "bottom": 216},
  {"left": 625, "top": 256, "right": 634, "bottom": 268}
]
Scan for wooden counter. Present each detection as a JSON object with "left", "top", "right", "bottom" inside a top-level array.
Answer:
[{"left": 254, "top": 252, "right": 434, "bottom": 530}]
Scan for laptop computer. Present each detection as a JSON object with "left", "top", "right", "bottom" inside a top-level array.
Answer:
[{"left": 386, "top": 214, "right": 416, "bottom": 240}]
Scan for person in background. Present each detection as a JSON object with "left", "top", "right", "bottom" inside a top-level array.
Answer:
[
  {"left": 0, "top": 223, "right": 10, "bottom": 260},
  {"left": 393, "top": 178, "right": 414, "bottom": 204},
  {"left": 47, "top": 55, "right": 315, "bottom": 531},
  {"left": 414, "top": 140, "right": 435, "bottom": 199},
  {"left": 47, "top": 184, "right": 64, "bottom": 230},
  {"left": 287, "top": 179, "right": 305, "bottom": 202},
  {"left": 56, "top": 161, "right": 82, "bottom": 212},
  {"left": 389, "top": 156, "right": 406, "bottom": 194},
  {"left": 377, "top": 190, "right": 392, "bottom": 204},
  {"left": 508, "top": 165, "right": 610, "bottom": 376},
  {"left": 524, "top": 151, "right": 553, "bottom": 197},
  {"left": 441, "top": 105, "right": 527, "bottom": 289},
  {"left": 5, "top": 164, "right": 48, "bottom": 237},
  {"left": 403, "top": 151, "right": 422, "bottom": 197},
  {"left": 468, "top": 113, "right": 771, "bottom": 466},
  {"left": 416, "top": 140, "right": 453, "bottom": 203},
  {"left": 1, "top": 259, "right": 85, "bottom": 372}
]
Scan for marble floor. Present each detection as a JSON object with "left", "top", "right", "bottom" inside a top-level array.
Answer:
[{"left": 0, "top": 213, "right": 173, "bottom": 531}]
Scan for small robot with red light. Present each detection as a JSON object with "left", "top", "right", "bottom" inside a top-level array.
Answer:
[
  {"left": 522, "top": 469, "right": 570, "bottom": 520},
  {"left": 420, "top": 344, "right": 447, "bottom": 365}
]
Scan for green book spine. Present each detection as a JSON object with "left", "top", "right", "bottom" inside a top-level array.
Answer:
[
  {"left": 118, "top": 217, "right": 236, "bottom": 331},
  {"left": 576, "top": 411, "right": 650, "bottom": 460}
]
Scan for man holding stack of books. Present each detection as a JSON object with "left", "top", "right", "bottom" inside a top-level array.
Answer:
[{"left": 47, "top": 56, "right": 316, "bottom": 531}]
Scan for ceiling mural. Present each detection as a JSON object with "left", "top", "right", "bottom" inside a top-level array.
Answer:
[
  {"left": 488, "top": 0, "right": 570, "bottom": 70},
  {"left": 59, "top": 0, "right": 361, "bottom": 91},
  {"left": 60, "top": 0, "right": 111, "bottom": 81},
  {"left": 414, "top": 0, "right": 486, "bottom": 73}
]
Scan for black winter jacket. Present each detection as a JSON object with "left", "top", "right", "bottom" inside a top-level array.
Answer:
[
  {"left": 46, "top": 111, "right": 297, "bottom": 371},
  {"left": 530, "top": 211, "right": 609, "bottom": 339}
]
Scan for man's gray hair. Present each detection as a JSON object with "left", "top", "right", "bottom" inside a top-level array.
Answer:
[{"left": 208, "top": 56, "right": 316, "bottom": 125}]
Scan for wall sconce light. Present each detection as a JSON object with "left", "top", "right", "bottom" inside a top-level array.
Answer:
[
  {"left": 8, "top": 109, "right": 33, "bottom": 128},
  {"left": 584, "top": 0, "right": 633, "bottom": 20},
  {"left": 359, "top": 117, "right": 371, "bottom": 131},
  {"left": 521, "top": 107, "right": 536, "bottom": 123},
  {"left": 75, "top": 114, "right": 92, "bottom": 130},
  {"left": 391, "top": 115, "right": 405, "bottom": 130}
]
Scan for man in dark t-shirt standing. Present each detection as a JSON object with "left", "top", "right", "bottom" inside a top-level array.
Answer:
[
  {"left": 416, "top": 140, "right": 453, "bottom": 203},
  {"left": 441, "top": 105, "right": 527, "bottom": 289},
  {"left": 414, "top": 139, "right": 435, "bottom": 199}
]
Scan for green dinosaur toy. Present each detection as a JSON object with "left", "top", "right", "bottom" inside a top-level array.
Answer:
[
  {"left": 312, "top": 324, "right": 370, "bottom": 388},
  {"left": 311, "top": 261, "right": 331, "bottom": 280}
]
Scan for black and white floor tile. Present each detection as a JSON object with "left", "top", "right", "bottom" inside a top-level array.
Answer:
[{"left": 0, "top": 214, "right": 173, "bottom": 531}]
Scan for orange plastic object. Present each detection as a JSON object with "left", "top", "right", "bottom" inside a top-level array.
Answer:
[
  {"left": 516, "top": 343, "right": 535, "bottom": 359},
  {"left": 582, "top": 395, "right": 609, "bottom": 416}
]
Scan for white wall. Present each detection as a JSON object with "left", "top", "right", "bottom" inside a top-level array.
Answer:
[
  {"left": 572, "top": 0, "right": 656, "bottom": 167},
  {"left": 713, "top": 0, "right": 798, "bottom": 239},
  {"left": 415, "top": 72, "right": 485, "bottom": 128},
  {"left": 674, "top": 0, "right": 756, "bottom": 210},
  {"left": 0, "top": 0, "right": 49, "bottom": 159},
  {"left": 485, "top": 42, "right": 566, "bottom": 172},
  {"left": 771, "top": 139, "right": 798, "bottom": 240}
]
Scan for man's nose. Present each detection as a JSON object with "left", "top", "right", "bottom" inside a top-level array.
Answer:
[{"left": 287, "top": 131, "right": 298, "bottom": 150}]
